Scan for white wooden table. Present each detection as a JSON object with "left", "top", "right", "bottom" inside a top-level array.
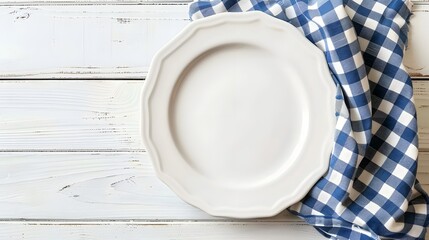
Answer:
[{"left": 0, "top": 1, "right": 428, "bottom": 239}]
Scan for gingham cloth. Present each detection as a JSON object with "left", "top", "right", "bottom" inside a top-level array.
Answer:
[{"left": 189, "top": 0, "right": 429, "bottom": 239}]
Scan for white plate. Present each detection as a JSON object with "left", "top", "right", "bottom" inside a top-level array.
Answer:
[{"left": 142, "top": 11, "right": 336, "bottom": 218}]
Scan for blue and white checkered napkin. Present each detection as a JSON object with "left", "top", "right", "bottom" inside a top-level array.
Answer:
[{"left": 189, "top": 0, "right": 429, "bottom": 239}]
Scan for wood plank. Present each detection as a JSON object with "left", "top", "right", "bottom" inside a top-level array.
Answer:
[
  {"left": 0, "top": 152, "right": 209, "bottom": 220},
  {"left": 0, "top": 152, "right": 302, "bottom": 220},
  {"left": 0, "top": 4, "right": 189, "bottom": 79},
  {"left": 414, "top": 81, "right": 429, "bottom": 150},
  {"left": 0, "top": 152, "right": 428, "bottom": 220},
  {"left": 1, "top": 221, "right": 428, "bottom": 240},
  {"left": 0, "top": 80, "right": 428, "bottom": 151},
  {"left": 0, "top": 4, "right": 427, "bottom": 78},
  {"left": 0, "top": 222, "right": 321, "bottom": 240},
  {"left": 0, "top": 80, "right": 143, "bottom": 150}
]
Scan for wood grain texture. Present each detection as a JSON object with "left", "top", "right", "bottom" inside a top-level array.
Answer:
[
  {"left": 0, "top": 4, "right": 427, "bottom": 78},
  {"left": 0, "top": 222, "right": 321, "bottom": 240},
  {"left": 414, "top": 80, "right": 429, "bottom": 150},
  {"left": 0, "top": 4, "right": 189, "bottom": 79},
  {"left": 0, "top": 80, "right": 143, "bottom": 150},
  {"left": 0, "top": 152, "right": 294, "bottom": 220},
  {"left": 0, "top": 152, "right": 209, "bottom": 220},
  {"left": 0, "top": 152, "right": 428, "bottom": 220},
  {"left": 0, "top": 80, "right": 428, "bottom": 151}
]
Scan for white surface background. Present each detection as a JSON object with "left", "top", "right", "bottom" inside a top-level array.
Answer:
[{"left": 0, "top": 1, "right": 428, "bottom": 239}]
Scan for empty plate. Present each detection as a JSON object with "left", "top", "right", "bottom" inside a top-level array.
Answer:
[{"left": 142, "top": 11, "right": 336, "bottom": 218}]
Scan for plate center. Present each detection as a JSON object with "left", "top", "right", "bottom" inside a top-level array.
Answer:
[{"left": 170, "top": 44, "right": 306, "bottom": 187}]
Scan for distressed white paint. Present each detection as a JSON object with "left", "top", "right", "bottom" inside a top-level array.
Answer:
[
  {"left": 0, "top": 152, "right": 428, "bottom": 219},
  {"left": 0, "top": 4, "right": 189, "bottom": 79},
  {"left": 0, "top": 152, "right": 208, "bottom": 220},
  {"left": 0, "top": 4, "right": 427, "bottom": 78},
  {"left": 415, "top": 81, "right": 429, "bottom": 150},
  {"left": 0, "top": 80, "right": 143, "bottom": 150},
  {"left": 0, "top": 222, "right": 321, "bottom": 240}
]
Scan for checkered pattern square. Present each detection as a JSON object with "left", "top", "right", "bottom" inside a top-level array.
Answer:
[{"left": 189, "top": 0, "right": 429, "bottom": 239}]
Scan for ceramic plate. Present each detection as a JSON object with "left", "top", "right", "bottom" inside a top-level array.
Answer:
[{"left": 142, "top": 11, "right": 336, "bottom": 218}]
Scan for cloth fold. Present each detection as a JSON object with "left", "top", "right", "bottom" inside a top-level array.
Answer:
[{"left": 189, "top": 0, "right": 429, "bottom": 239}]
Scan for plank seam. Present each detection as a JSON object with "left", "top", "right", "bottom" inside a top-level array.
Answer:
[
  {"left": 0, "top": 1, "right": 192, "bottom": 6},
  {"left": 0, "top": 219, "right": 305, "bottom": 224},
  {"left": 0, "top": 149, "right": 146, "bottom": 153}
]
